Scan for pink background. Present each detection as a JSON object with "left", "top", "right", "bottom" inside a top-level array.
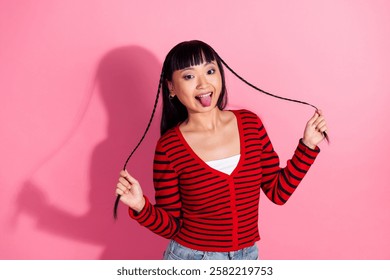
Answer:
[{"left": 1, "top": 0, "right": 389, "bottom": 259}]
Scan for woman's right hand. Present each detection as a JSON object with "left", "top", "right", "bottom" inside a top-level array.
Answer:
[{"left": 116, "top": 170, "right": 145, "bottom": 213}]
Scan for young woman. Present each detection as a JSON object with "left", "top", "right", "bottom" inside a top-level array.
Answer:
[{"left": 115, "top": 40, "right": 327, "bottom": 260}]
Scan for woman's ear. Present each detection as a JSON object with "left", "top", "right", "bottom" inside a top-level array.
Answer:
[
  {"left": 167, "top": 80, "right": 174, "bottom": 92},
  {"left": 167, "top": 81, "right": 176, "bottom": 98}
]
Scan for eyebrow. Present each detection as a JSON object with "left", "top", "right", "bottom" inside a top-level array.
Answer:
[{"left": 179, "top": 61, "right": 216, "bottom": 72}]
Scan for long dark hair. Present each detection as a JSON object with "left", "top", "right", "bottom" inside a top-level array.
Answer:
[{"left": 114, "top": 40, "right": 328, "bottom": 219}]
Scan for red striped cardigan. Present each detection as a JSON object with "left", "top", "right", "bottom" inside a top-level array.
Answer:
[{"left": 129, "top": 109, "right": 320, "bottom": 252}]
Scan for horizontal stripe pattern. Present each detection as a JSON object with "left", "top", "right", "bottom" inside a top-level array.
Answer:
[{"left": 129, "top": 109, "right": 320, "bottom": 252}]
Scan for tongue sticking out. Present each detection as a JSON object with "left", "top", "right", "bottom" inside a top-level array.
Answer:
[{"left": 197, "top": 94, "right": 212, "bottom": 107}]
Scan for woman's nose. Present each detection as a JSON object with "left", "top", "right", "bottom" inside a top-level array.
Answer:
[{"left": 196, "top": 74, "right": 208, "bottom": 89}]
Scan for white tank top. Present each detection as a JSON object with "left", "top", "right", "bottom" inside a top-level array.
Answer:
[{"left": 205, "top": 154, "right": 240, "bottom": 175}]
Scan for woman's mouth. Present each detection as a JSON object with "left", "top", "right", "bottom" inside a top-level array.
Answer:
[{"left": 195, "top": 92, "right": 213, "bottom": 107}]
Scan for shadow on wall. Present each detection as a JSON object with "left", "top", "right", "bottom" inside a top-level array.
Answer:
[{"left": 16, "top": 46, "right": 166, "bottom": 259}]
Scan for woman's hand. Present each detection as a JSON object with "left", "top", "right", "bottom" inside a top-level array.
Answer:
[
  {"left": 116, "top": 170, "right": 145, "bottom": 212},
  {"left": 302, "top": 109, "right": 328, "bottom": 149}
]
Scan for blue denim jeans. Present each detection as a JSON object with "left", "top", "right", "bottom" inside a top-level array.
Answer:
[{"left": 163, "top": 240, "right": 258, "bottom": 260}]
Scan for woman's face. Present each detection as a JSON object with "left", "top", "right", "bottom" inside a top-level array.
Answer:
[{"left": 168, "top": 60, "right": 222, "bottom": 115}]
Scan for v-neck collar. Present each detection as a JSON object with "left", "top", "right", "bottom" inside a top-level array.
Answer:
[{"left": 174, "top": 110, "right": 245, "bottom": 178}]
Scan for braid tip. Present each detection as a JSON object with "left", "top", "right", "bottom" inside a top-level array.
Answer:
[
  {"left": 323, "top": 131, "right": 330, "bottom": 143},
  {"left": 113, "top": 194, "right": 121, "bottom": 220}
]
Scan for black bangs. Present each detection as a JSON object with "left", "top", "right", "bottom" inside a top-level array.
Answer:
[{"left": 164, "top": 40, "right": 217, "bottom": 79}]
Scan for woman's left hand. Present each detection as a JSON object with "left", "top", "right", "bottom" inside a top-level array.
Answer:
[{"left": 302, "top": 109, "right": 328, "bottom": 149}]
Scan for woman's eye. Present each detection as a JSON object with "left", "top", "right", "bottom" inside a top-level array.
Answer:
[
  {"left": 207, "top": 68, "right": 216, "bottom": 74},
  {"left": 183, "top": 74, "right": 193, "bottom": 80}
]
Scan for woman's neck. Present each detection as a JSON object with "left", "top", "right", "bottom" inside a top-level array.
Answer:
[{"left": 181, "top": 108, "right": 226, "bottom": 133}]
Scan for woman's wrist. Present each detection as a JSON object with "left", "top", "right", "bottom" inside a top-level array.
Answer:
[
  {"left": 301, "top": 138, "right": 316, "bottom": 150},
  {"left": 132, "top": 197, "right": 146, "bottom": 213}
]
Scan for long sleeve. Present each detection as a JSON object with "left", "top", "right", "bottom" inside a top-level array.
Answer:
[
  {"left": 258, "top": 118, "right": 320, "bottom": 205},
  {"left": 128, "top": 140, "right": 182, "bottom": 239}
]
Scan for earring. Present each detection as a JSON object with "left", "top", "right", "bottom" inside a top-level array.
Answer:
[{"left": 169, "top": 90, "right": 175, "bottom": 99}]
